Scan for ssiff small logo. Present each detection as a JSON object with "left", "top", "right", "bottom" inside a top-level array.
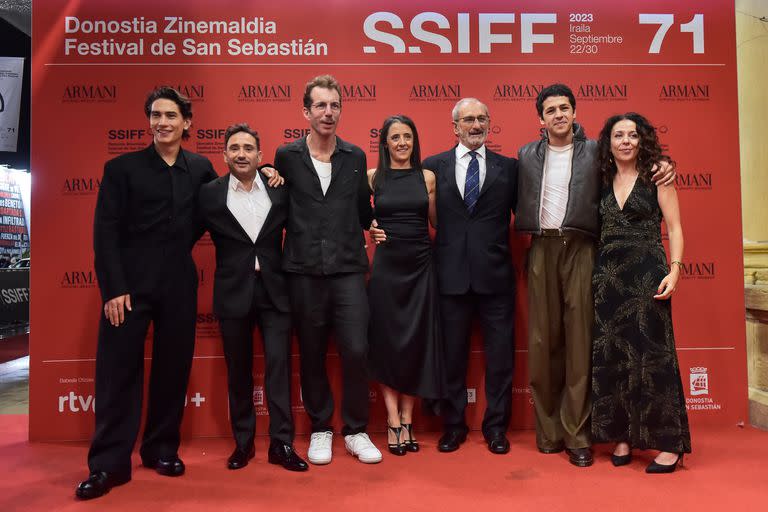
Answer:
[{"left": 689, "top": 367, "right": 709, "bottom": 396}]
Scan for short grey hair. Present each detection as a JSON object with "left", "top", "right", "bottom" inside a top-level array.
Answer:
[{"left": 451, "top": 98, "right": 489, "bottom": 121}]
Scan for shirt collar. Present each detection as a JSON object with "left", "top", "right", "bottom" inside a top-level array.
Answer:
[
  {"left": 148, "top": 144, "right": 189, "bottom": 172},
  {"left": 456, "top": 143, "right": 486, "bottom": 160},
  {"left": 228, "top": 172, "right": 263, "bottom": 193}
]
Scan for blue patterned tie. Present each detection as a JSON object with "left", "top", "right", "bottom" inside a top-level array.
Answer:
[{"left": 464, "top": 151, "right": 479, "bottom": 213}]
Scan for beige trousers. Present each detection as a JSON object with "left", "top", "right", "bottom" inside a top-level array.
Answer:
[{"left": 527, "top": 231, "right": 595, "bottom": 450}]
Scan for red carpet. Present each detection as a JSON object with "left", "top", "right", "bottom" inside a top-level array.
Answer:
[
  {"left": 0, "top": 414, "right": 765, "bottom": 512},
  {"left": 0, "top": 333, "right": 28, "bottom": 364}
]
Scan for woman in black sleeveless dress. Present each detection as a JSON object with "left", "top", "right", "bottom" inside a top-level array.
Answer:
[
  {"left": 591, "top": 113, "right": 691, "bottom": 473},
  {"left": 367, "top": 115, "right": 444, "bottom": 455}
]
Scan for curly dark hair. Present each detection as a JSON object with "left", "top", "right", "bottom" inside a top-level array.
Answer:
[
  {"left": 371, "top": 115, "right": 422, "bottom": 191},
  {"left": 596, "top": 112, "right": 672, "bottom": 185}
]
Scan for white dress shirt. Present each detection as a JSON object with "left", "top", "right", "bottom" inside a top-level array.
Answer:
[
  {"left": 454, "top": 143, "right": 487, "bottom": 199},
  {"left": 540, "top": 144, "right": 573, "bottom": 229},
  {"left": 226, "top": 172, "right": 271, "bottom": 270}
]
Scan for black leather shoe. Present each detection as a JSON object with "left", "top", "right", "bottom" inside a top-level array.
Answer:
[
  {"left": 611, "top": 453, "right": 632, "bottom": 467},
  {"left": 486, "top": 433, "right": 510, "bottom": 454},
  {"left": 268, "top": 441, "right": 309, "bottom": 472},
  {"left": 75, "top": 471, "right": 131, "bottom": 500},
  {"left": 437, "top": 430, "right": 467, "bottom": 452},
  {"left": 227, "top": 446, "right": 255, "bottom": 470},
  {"left": 142, "top": 456, "right": 185, "bottom": 476},
  {"left": 566, "top": 447, "right": 593, "bottom": 467},
  {"left": 538, "top": 445, "right": 565, "bottom": 454},
  {"left": 646, "top": 453, "right": 683, "bottom": 474}
]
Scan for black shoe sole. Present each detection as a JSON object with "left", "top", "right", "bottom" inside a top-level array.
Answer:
[
  {"left": 569, "top": 458, "right": 594, "bottom": 467},
  {"left": 268, "top": 455, "right": 309, "bottom": 471},
  {"left": 538, "top": 447, "right": 565, "bottom": 454}
]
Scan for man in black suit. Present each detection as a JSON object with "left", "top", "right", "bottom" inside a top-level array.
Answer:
[
  {"left": 372, "top": 98, "right": 518, "bottom": 454},
  {"left": 198, "top": 124, "right": 308, "bottom": 472},
  {"left": 273, "top": 75, "right": 381, "bottom": 465},
  {"left": 76, "top": 87, "right": 218, "bottom": 499}
]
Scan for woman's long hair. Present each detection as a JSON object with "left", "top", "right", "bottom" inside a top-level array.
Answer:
[
  {"left": 596, "top": 112, "right": 672, "bottom": 185},
  {"left": 372, "top": 115, "right": 422, "bottom": 191}
]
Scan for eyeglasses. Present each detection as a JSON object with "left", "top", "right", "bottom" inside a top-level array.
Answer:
[
  {"left": 455, "top": 115, "right": 490, "bottom": 125},
  {"left": 310, "top": 102, "right": 341, "bottom": 112}
]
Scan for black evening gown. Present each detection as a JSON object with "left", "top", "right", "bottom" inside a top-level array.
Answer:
[
  {"left": 368, "top": 167, "right": 444, "bottom": 399},
  {"left": 591, "top": 178, "right": 691, "bottom": 454}
]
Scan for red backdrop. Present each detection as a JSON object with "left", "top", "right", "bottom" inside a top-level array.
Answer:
[{"left": 30, "top": 0, "right": 746, "bottom": 441}]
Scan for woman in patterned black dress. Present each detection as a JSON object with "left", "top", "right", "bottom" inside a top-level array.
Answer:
[{"left": 591, "top": 113, "right": 691, "bottom": 473}]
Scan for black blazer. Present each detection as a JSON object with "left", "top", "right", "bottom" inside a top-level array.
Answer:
[
  {"left": 199, "top": 173, "right": 290, "bottom": 317},
  {"left": 274, "top": 136, "right": 373, "bottom": 275},
  {"left": 93, "top": 144, "right": 217, "bottom": 302},
  {"left": 424, "top": 146, "right": 518, "bottom": 295}
]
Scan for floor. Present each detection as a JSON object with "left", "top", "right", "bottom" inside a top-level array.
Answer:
[{"left": 0, "top": 323, "right": 29, "bottom": 415}]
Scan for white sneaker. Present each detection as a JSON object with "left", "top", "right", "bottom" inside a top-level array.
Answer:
[
  {"left": 307, "top": 431, "right": 333, "bottom": 465},
  {"left": 344, "top": 433, "right": 382, "bottom": 464}
]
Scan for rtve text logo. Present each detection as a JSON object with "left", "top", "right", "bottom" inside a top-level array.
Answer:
[
  {"left": 362, "top": 12, "right": 557, "bottom": 54},
  {"left": 58, "top": 392, "right": 207, "bottom": 413},
  {"left": 62, "top": 84, "right": 117, "bottom": 103}
]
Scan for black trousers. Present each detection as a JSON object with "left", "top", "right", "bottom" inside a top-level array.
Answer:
[
  {"left": 87, "top": 264, "right": 197, "bottom": 476},
  {"left": 439, "top": 291, "right": 515, "bottom": 439},
  {"left": 219, "top": 273, "right": 293, "bottom": 450},
  {"left": 288, "top": 273, "right": 369, "bottom": 436}
]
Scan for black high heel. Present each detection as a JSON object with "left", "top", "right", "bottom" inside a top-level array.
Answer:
[
  {"left": 387, "top": 425, "right": 407, "bottom": 456},
  {"left": 611, "top": 444, "right": 632, "bottom": 466},
  {"left": 645, "top": 453, "right": 684, "bottom": 474},
  {"left": 401, "top": 423, "right": 419, "bottom": 452}
]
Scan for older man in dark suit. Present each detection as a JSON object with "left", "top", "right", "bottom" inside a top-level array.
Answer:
[{"left": 199, "top": 124, "right": 308, "bottom": 472}]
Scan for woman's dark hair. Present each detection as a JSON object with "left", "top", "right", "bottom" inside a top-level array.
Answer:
[
  {"left": 372, "top": 115, "right": 422, "bottom": 190},
  {"left": 596, "top": 112, "right": 672, "bottom": 185}
]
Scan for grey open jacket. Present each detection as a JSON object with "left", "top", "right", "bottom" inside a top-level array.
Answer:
[{"left": 514, "top": 122, "right": 600, "bottom": 238}]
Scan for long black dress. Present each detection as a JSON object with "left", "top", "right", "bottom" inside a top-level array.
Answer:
[
  {"left": 368, "top": 167, "right": 444, "bottom": 399},
  {"left": 591, "top": 177, "right": 691, "bottom": 454}
]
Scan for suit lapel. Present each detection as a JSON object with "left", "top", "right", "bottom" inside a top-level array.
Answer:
[
  {"left": 444, "top": 150, "right": 463, "bottom": 203},
  {"left": 479, "top": 150, "right": 502, "bottom": 199},
  {"left": 299, "top": 138, "right": 326, "bottom": 198},
  {"left": 256, "top": 181, "right": 279, "bottom": 242}
]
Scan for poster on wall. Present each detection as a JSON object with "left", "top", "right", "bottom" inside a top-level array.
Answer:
[
  {"left": 0, "top": 56, "right": 24, "bottom": 152},
  {"left": 29, "top": 0, "right": 746, "bottom": 441}
]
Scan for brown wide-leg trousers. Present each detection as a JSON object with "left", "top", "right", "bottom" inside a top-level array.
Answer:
[{"left": 527, "top": 231, "right": 595, "bottom": 451}]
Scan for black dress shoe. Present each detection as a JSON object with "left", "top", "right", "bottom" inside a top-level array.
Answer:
[
  {"left": 437, "top": 430, "right": 467, "bottom": 452},
  {"left": 566, "top": 447, "right": 593, "bottom": 467},
  {"left": 227, "top": 446, "right": 255, "bottom": 470},
  {"left": 486, "top": 433, "right": 510, "bottom": 454},
  {"left": 611, "top": 453, "right": 632, "bottom": 467},
  {"left": 537, "top": 443, "right": 565, "bottom": 454},
  {"left": 268, "top": 441, "right": 309, "bottom": 472},
  {"left": 142, "top": 456, "right": 185, "bottom": 476},
  {"left": 75, "top": 471, "right": 131, "bottom": 500},
  {"left": 646, "top": 453, "right": 683, "bottom": 474}
]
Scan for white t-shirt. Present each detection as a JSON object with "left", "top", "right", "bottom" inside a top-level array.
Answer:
[
  {"left": 540, "top": 144, "right": 573, "bottom": 229},
  {"left": 310, "top": 156, "right": 332, "bottom": 195}
]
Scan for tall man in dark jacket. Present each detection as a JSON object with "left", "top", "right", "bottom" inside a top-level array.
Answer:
[
  {"left": 199, "top": 124, "right": 308, "bottom": 472},
  {"left": 273, "top": 75, "right": 381, "bottom": 465},
  {"left": 374, "top": 98, "right": 518, "bottom": 454},
  {"left": 76, "top": 87, "right": 218, "bottom": 499}
]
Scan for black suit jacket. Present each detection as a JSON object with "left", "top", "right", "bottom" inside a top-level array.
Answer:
[
  {"left": 199, "top": 173, "right": 290, "bottom": 317},
  {"left": 424, "top": 146, "right": 518, "bottom": 295},
  {"left": 93, "top": 144, "right": 217, "bottom": 302},
  {"left": 274, "top": 136, "right": 372, "bottom": 275}
]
